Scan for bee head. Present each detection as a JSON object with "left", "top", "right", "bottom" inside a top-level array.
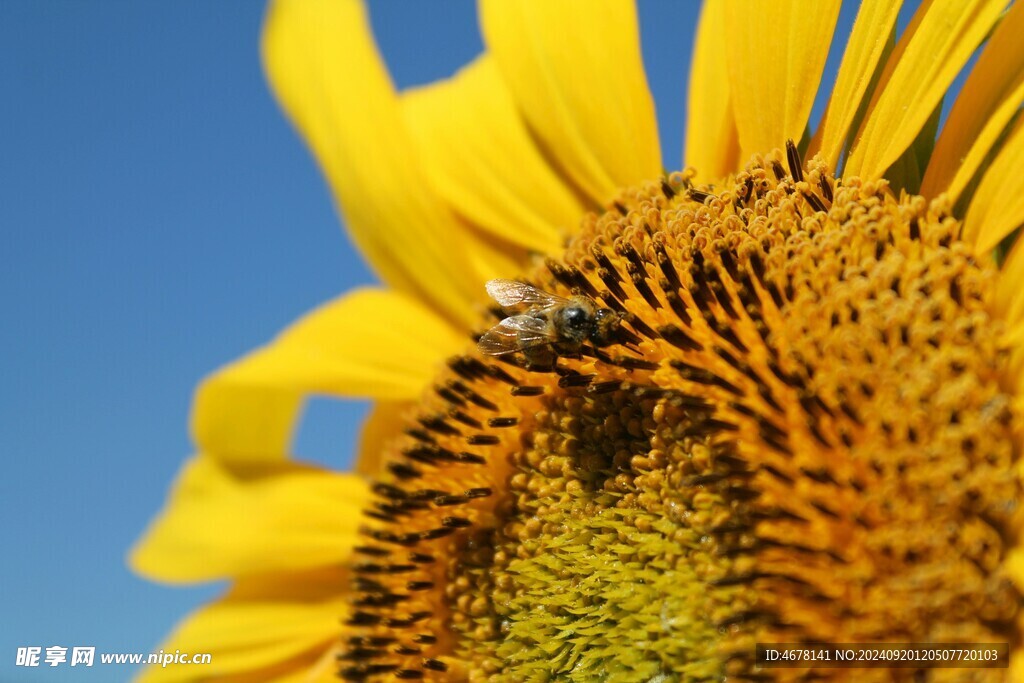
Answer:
[
  {"left": 590, "top": 307, "right": 621, "bottom": 347},
  {"left": 555, "top": 302, "right": 594, "bottom": 343}
]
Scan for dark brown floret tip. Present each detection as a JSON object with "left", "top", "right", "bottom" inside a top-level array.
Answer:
[
  {"left": 510, "top": 385, "right": 545, "bottom": 396},
  {"left": 486, "top": 416, "right": 519, "bottom": 428},
  {"left": 422, "top": 658, "right": 448, "bottom": 672}
]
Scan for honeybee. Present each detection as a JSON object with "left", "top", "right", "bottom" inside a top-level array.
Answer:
[{"left": 478, "top": 279, "right": 621, "bottom": 361}]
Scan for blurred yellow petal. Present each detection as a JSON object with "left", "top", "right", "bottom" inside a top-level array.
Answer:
[
  {"left": 724, "top": 0, "right": 840, "bottom": 160},
  {"left": 921, "top": 2, "right": 1024, "bottom": 203},
  {"left": 136, "top": 567, "right": 347, "bottom": 682},
  {"left": 355, "top": 400, "right": 412, "bottom": 478},
  {"left": 192, "top": 289, "right": 464, "bottom": 464},
  {"left": 130, "top": 457, "right": 371, "bottom": 583},
  {"left": 963, "top": 116, "right": 1024, "bottom": 253},
  {"left": 685, "top": 0, "right": 740, "bottom": 182},
  {"left": 262, "top": 0, "right": 502, "bottom": 327},
  {"left": 1012, "top": 652, "right": 1024, "bottom": 683},
  {"left": 403, "top": 57, "right": 580, "bottom": 255},
  {"left": 811, "top": 0, "right": 902, "bottom": 171},
  {"left": 479, "top": 0, "right": 661, "bottom": 204},
  {"left": 845, "top": 0, "right": 1008, "bottom": 181}
]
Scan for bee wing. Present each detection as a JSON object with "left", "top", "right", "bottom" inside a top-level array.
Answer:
[
  {"left": 478, "top": 315, "right": 556, "bottom": 355},
  {"left": 485, "top": 279, "right": 567, "bottom": 312}
]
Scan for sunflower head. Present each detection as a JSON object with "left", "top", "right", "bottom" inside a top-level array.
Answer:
[{"left": 344, "top": 148, "right": 1021, "bottom": 680}]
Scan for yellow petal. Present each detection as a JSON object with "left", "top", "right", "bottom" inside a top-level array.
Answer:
[
  {"left": 993, "top": 242, "right": 1024, "bottom": 395},
  {"left": 262, "top": 0, "right": 502, "bottom": 327},
  {"left": 478, "top": 0, "right": 661, "bottom": 204},
  {"left": 129, "top": 457, "right": 371, "bottom": 583},
  {"left": 724, "top": 0, "right": 841, "bottom": 160},
  {"left": 997, "top": 238, "right": 1024, "bottom": 325},
  {"left": 402, "top": 57, "right": 581, "bottom": 255},
  {"left": 811, "top": 0, "right": 903, "bottom": 171},
  {"left": 921, "top": 2, "right": 1024, "bottom": 203},
  {"left": 962, "top": 116, "right": 1024, "bottom": 253},
  {"left": 192, "top": 289, "right": 464, "bottom": 464},
  {"left": 135, "top": 567, "right": 347, "bottom": 682},
  {"left": 356, "top": 400, "right": 412, "bottom": 478},
  {"left": 685, "top": 0, "right": 741, "bottom": 182},
  {"left": 844, "top": 0, "right": 1008, "bottom": 181},
  {"left": 881, "top": 97, "right": 943, "bottom": 195}
]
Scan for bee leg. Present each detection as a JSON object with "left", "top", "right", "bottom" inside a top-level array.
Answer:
[
  {"left": 586, "top": 346, "right": 615, "bottom": 364},
  {"left": 552, "top": 342, "right": 584, "bottom": 361},
  {"left": 523, "top": 345, "right": 557, "bottom": 372}
]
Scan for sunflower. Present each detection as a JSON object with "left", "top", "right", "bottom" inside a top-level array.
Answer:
[{"left": 131, "top": 0, "right": 1024, "bottom": 680}]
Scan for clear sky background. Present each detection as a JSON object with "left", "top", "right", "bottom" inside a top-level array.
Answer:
[{"left": 0, "top": 2, "right": 917, "bottom": 681}]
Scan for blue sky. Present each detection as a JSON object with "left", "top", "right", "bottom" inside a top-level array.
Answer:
[{"left": 0, "top": 1, "right": 902, "bottom": 681}]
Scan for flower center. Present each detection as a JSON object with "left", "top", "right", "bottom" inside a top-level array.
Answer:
[{"left": 341, "top": 146, "right": 1021, "bottom": 681}]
